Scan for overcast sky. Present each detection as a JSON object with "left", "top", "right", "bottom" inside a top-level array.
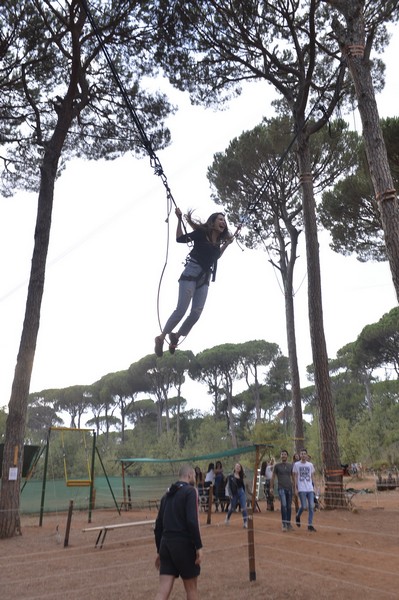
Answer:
[{"left": 1, "top": 24, "right": 398, "bottom": 415}]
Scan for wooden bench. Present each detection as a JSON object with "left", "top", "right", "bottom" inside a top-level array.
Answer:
[{"left": 82, "top": 519, "right": 155, "bottom": 549}]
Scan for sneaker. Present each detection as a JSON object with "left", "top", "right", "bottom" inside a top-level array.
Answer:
[
  {"left": 168, "top": 332, "right": 179, "bottom": 354},
  {"left": 225, "top": 516, "right": 230, "bottom": 526},
  {"left": 154, "top": 336, "right": 164, "bottom": 357},
  {"left": 296, "top": 514, "right": 301, "bottom": 528},
  {"left": 308, "top": 525, "right": 316, "bottom": 532},
  {"left": 243, "top": 521, "right": 248, "bottom": 529},
  {"left": 282, "top": 524, "right": 287, "bottom": 532},
  {"left": 286, "top": 523, "right": 294, "bottom": 531}
]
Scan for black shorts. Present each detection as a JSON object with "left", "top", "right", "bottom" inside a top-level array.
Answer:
[{"left": 159, "top": 537, "right": 200, "bottom": 579}]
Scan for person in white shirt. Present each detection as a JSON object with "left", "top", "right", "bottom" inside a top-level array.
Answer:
[
  {"left": 264, "top": 458, "right": 275, "bottom": 511},
  {"left": 204, "top": 463, "right": 215, "bottom": 486},
  {"left": 292, "top": 448, "right": 317, "bottom": 532}
]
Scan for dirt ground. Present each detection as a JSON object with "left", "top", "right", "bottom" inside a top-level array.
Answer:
[{"left": 1, "top": 476, "right": 399, "bottom": 600}]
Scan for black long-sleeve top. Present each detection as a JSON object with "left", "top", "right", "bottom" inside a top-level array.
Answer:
[
  {"left": 154, "top": 481, "right": 203, "bottom": 552},
  {"left": 178, "top": 229, "right": 221, "bottom": 273}
]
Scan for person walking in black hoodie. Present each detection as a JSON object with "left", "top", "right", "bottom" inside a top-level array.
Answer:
[{"left": 154, "top": 464, "right": 203, "bottom": 599}]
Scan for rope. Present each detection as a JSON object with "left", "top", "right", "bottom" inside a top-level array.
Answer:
[
  {"left": 80, "top": 0, "right": 178, "bottom": 213},
  {"left": 156, "top": 195, "right": 174, "bottom": 332},
  {"left": 80, "top": 1, "right": 193, "bottom": 336}
]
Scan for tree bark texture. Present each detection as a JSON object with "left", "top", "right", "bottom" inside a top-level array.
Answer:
[
  {"left": 296, "top": 134, "right": 344, "bottom": 506},
  {"left": 280, "top": 220, "right": 305, "bottom": 451},
  {"left": 285, "top": 286, "right": 305, "bottom": 452},
  {"left": 0, "top": 5, "right": 84, "bottom": 538},
  {"left": 328, "top": 0, "right": 399, "bottom": 301},
  {"left": 0, "top": 140, "right": 65, "bottom": 537}
]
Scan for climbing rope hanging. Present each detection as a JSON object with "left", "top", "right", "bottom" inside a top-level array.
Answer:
[
  {"left": 80, "top": 0, "right": 180, "bottom": 213},
  {"left": 80, "top": 1, "right": 193, "bottom": 332},
  {"left": 81, "top": 2, "right": 346, "bottom": 338}
]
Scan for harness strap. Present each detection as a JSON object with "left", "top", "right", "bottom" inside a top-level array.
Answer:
[
  {"left": 179, "top": 271, "right": 210, "bottom": 289},
  {"left": 180, "top": 258, "right": 214, "bottom": 288}
]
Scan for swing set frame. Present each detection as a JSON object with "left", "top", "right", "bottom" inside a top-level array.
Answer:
[{"left": 39, "top": 427, "right": 120, "bottom": 526}]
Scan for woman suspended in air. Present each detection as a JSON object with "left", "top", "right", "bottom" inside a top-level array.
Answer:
[{"left": 154, "top": 207, "right": 237, "bottom": 357}]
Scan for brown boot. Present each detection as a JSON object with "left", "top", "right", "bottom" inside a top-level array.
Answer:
[
  {"left": 154, "top": 336, "right": 164, "bottom": 357},
  {"left": 168, "top": 332, "right": 179, "bottom": 354}
]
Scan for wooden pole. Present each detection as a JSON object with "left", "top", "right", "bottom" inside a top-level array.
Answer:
[
  {"left": 88, "top": 431, "right": 96, "bottom": 523},
  {"left": 64, "top": 500, "right": 74, "bottom": 547},
  {"left": 251, "top": 446, "right": 260, "bottom": 513},
  {"left": 247, "top": 507, "right": 256, "bottom": 581},
  {"left": 121, "top": 462, "right": 127, "bottom": 510},
  {"left": 39, "top": 429, "right": 51, "bottom": 527}
]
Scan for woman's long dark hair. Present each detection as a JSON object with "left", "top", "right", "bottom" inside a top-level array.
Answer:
[
  {"left": 235, "top": 463, "right": 245, "bottom": 481},
  {"left": 194, "top": 466, "right": 203, "bottom": 484},
  {"left": 185, "top": 209, "right": 232, "bottom": 243}
]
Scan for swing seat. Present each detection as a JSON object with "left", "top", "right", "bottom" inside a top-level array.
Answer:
[{"left": 66, "top": 479, "right": 92, "bottom": 487}]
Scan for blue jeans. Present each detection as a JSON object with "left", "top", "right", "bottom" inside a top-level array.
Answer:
[
  {"left": 227, "top": 487, "right": 248, "bottom": 523},
  {"left": 163, "top": 261, "right": 210, "bottom": 337},
  {"left": 297, "top": 491, "right": 315, "bottom": 525},
  {"left": 278, "top": 488, "right": 293, "bottom": 526}
]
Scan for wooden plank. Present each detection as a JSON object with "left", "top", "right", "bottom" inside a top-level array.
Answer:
[
  {"left": 83, "top": 519, "right": 155, "bottom": 533},
  {"left": 82, "top": 519, "right": 155, "bottom": 548}
]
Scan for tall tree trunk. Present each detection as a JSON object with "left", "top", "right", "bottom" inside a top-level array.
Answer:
[
  {"left": 296, "top": 133, "right": 343, "bottom": 506},
  {"left": 164, "top": 393, "right": 170, "bottom": 432},
  {"left": 224, "top": 373, "right": 237, "bottom": 448},
  {"left": 361, "top": 372, "right": 373, "bottom": 414},
  {"left": 285, "top": 290, "right": 304, "bottom": 451},
  {"left": 120, "top": 399, "right": 126, "bottom": 443},
  {"left": 254, "top": 372, "right": 261, "bottom": 424},
  {"left": 0, "top": 4, "right": 84, "bottom": 536},
  {"left": 156, "top": 400, "right": 163, "bottom": 436},
  {"left": 328, "top": 0, "right": 399, "bottom": 301},
  {"left": 176, "top": 397, "right": 181, "bottom": 449},
  {"left": 0, "top": 119, "right": 72, "bottom": 538},
  {"left": 281, "top": 223, "right": 305, "bottom": 452}
]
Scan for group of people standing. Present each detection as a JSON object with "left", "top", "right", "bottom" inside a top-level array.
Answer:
[
  {"left": 194, "top": 461, "right": 227, "bottom": 511},
  {"left": 153, "top": 451, "right": 317, "bottom": 599},
  {"left": 194, "top": 461, "right": 248, "bottom": 523},
  {"left": 269, "top": 448, "right": 317, "bottom": 532}
]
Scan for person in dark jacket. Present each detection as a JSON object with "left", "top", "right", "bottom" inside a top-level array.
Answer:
[
  {"left": 224, "top": 462, "right": 248, "bottom": 528},
  {"left": 154, "top": 464, "right": 203, "bottom": 600},
  {"left": 154, "top": 207, "right": 235, "bottom": 357}
]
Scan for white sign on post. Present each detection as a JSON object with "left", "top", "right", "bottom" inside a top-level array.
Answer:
[{"left": 8, "top": 467, "right": 18, "bottom": 481}]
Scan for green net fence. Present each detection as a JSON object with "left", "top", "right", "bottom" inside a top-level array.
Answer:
[{"left": 16, "top": 475, "right": 176, "bottom": 514}]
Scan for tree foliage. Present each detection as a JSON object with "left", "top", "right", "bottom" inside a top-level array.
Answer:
[
  {"left": 0, "top": 0, "right": 173, "bottom": 195},
  {"left": 319, "top": 118, "right": 399, "bottom": 262},
  {"left": 0, "top": 0, "right": 174, "bottom": 539},
  {"left": 323, "top": 0, "right": 399, "bottom": 299}
]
